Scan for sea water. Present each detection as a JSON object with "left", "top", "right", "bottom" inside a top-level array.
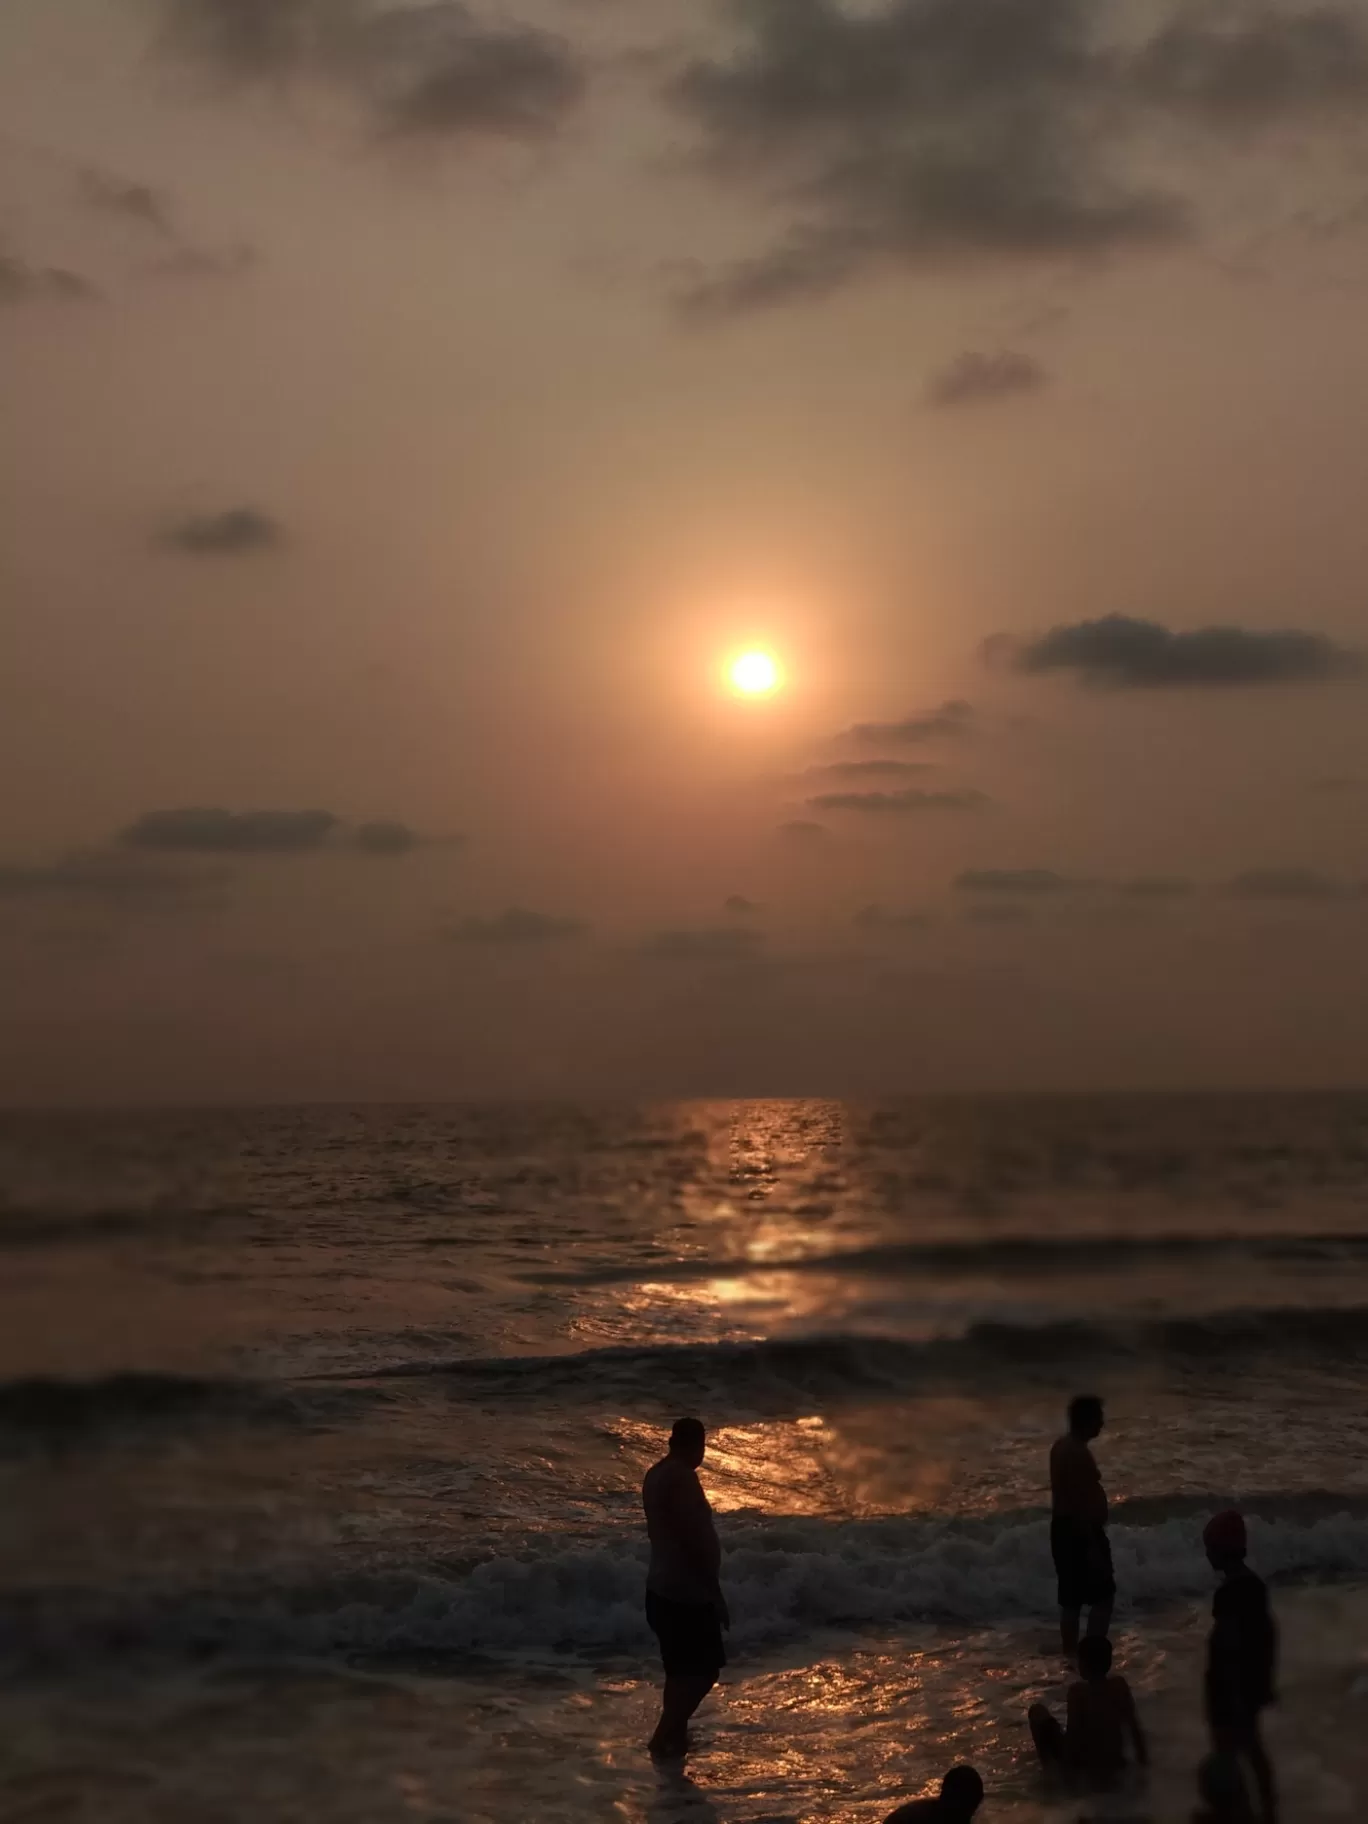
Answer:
[{"left": 4, "top": 1096, "right": 1368, "bottom": 1821}]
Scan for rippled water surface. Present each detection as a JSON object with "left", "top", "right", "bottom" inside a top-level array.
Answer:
[{"left": 4, "top": 1096, "right": 1368, "bottom": 1820}]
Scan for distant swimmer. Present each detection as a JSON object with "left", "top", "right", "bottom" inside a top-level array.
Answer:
[
  {"left": 1203, "top": 1510, "right": 1278, "bottom": 1824},
  {"left": 1050, "top": 1394, "right": 1114, "bottom": 1658},
  {"left": 1192, "top": 1751, "right": 1257, "bottom": 1822},
  {"left": 642, "top": 1417, "right": 729, "bottom": 1759},
  {"left": 881, "top": 1764, "right": 984, "bottom": 1821},
  {"left": 1028, "top": 1635, "right": 1149, "bottom": 1783}
]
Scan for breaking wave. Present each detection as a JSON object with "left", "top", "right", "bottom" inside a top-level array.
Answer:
[{"left": 15, "top": 1500, "right": 1368, "bottom": 1669}]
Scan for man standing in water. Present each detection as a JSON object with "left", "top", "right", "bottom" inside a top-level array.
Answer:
[
  {"left": 1204, "top": 1509, "right": 1278, "bottom": 1824},
  {"left": 642, "top": 1417, "right": 729, "bottom": 1759},
  {"left": 1050, "top": 1394, "right": 1114, "bottom": 1658}
]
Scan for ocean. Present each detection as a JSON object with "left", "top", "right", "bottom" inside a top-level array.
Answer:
[{"left": 4, "top": 1096, "right": 1368, "bottom": 1822}]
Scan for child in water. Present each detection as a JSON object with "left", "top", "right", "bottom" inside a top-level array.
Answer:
[{"left": 1029, "top": 1635, "right": 1149, "bottom": 1782}]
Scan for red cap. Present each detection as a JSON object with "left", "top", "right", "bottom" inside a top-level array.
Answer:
[{"left": 1203, "top": 1509, "right": 1247, "bottom": 1555}]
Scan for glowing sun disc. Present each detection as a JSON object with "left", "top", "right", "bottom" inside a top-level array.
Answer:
[{"left": 728, "top": 650, "right": 782, "bottom": 697}]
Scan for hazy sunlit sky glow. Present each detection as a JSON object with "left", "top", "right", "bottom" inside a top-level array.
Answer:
[{"left": 4, "top": 0, "right": 1368, "bottom": 1101}]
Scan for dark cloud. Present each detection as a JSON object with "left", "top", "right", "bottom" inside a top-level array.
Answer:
[
  {"left": 724, "top": 894, "right": 758, "bottom": 914},
  {"left": 1135, "top": 5, "right": 1368, "bottom": 124},
  {"left": 353, "top": 820, "right": 422, "bottom": 855},
  {"left": 955, "top": 868, "right": 1085, "bottom": 894},
  {"left": 0, "top": 252, "right": 100, "bottom": 307},
  {"left": 668, "top": 0, "right": 1368, "bottom": 315},
  {"left": 355, "top": 7, "right": 587, "bottom": 141},
  {"left": 0, "top": 850, "right": 220, "bottom": 901},
  {"left": 157, "top": 0, "right": 586, "bottom": 144},
  {"left": 1227, "top": 868, "right": 1368, "bottom": 901},
  {"left": 847, "top": 700, "right": 973, "bottom": 745},
  {"left": 79, "top": 168, "right": 176, "bottom": 238},
  {"left": 159, "top": 507, "right": 284, "bottom": 556},
  {"left": 1005, "top": 614, "right": 1364, "bottom": 688},
  {"left": 926, "top": 348, "right": 1047, "bottom": 408},
  {"left": 777, "top": 819, "right": 829, "bottom": 842},
  {"left": 1118, "top": 876, "right": 1197, "bottom": 898},
  {"left": 157, "top": 0, "right": 335, "bottom": 77},
  {"left": 645, "top": 927, "right": 764, "bottom": 960},
  {"left": 449, "top": 907, "right": 587, "bottom": 943},
  {"left": 855, "top": 904, "right": 933, "bottom": 932},
  {"left": 120, "top": 808, "right": 338, "bottom": 854},
  {"left": 808, "top": 788, "right": 989, "bottom": 814}
]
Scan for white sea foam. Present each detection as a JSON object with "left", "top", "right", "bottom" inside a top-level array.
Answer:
[{"left": 52, "top": 1508, "right": 1368, "bottom": 1668}]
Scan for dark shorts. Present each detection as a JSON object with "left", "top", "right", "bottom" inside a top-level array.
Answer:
[
  {"left": 1051, "top": 1516, "right": 1115, "bottom": 1610},
  {"left": 645, "top": 1591, "right": 725, "bottom": 1679}
]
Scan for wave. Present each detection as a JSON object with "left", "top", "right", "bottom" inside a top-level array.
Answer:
[
  {"left": 518, "top": 1230, "right": 1368, "bottom": 1289},
  {"left": 0, "top": 1372, "right": 349, "bottom": 1445},
  {"left": 15, "top": 1501, "right": 1368, "bottom": 1669},
  {"left": 326, "top": 1306, "right": 1368, "bottom": 1408}
]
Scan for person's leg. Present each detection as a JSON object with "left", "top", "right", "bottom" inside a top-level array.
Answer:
[
  {"left": 649, "top": 1674, "right": 715, "bottom": 1757},
  {"left": 1084, "top": 1599, "right": 1113, "bottom": 1640},
  {"left": 1029, "top": 1702, "right": 1067, "bottom": 1765},
  {"left": 1060, "top": 1607, "right": 1080, "bottom": 1656},
  {"left": 1242, "top": 1721, "right": 1278, "bottom": 1824}
]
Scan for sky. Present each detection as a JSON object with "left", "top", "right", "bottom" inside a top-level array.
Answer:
[{"left": 3, "top": 0, "right": 1368, "bottom": 1102}]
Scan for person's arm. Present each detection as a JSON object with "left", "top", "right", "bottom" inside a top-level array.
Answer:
[
  {"left": 1120, "top": 1680, "right": 1149, "bottom": 1765},
  {"left": 671, "top": 1476, "right": 728, "bottom": 1615}
]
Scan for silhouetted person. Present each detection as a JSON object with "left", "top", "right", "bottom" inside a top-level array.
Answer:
[
  {"left": 1050, "top": 1393, "right": 1113, "bottom": 1657},
  {"left": 1028, "top": 1634, "right": 1148, "bottom": 1782},
  {"left": 882, "top": 1764, "right": 984, "bottom": 1821},
  {"left": 1192, "top": 1750, "right": 1257, "bottom": 1821},
  {"left": 643, "top": 1417, "right": 729, "bottom": 1758},
  {"left": 1204, "top": 1510, "right": 1278, "bottom": 1824}
]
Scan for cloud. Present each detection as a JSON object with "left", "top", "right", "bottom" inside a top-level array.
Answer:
[
  {"left": 1135, "top": 6, "right": 1368, "bottom": 125},
  {"left": 1226, "top": 868, "right": 1368, "bottom": 901},
  {"left": 667, "top": 0, "right": 1368, "bottom": 315},
  {"left": 777, "top": 819, "right": 829, "bottom": 842},
  {"left": 78, "top": 168, "right": 175, "bottom": 239},
  {"left": 352, "top": 819, "right": 422, "bottom": 855},
  {"left": 807, "top": 788, "right": 989, "bottom": 814},
  {"left": 356, "top": 7, "right": 587, "bottom": 141},
  {"left": 120, "top": 808, "right": 339, "bottom": 853},
  {"left": 0, "top": 850, "right": 220, "bottom": 901},
  {"left": 955, "top": 868, "right": 1086, "bottom": 894},
  {"left": 449, "top": 907, "right": 587, "bottom": 943},
  {"left": 0, "top": 252, "right": 100, "bottom": 307},
  {"left": 847, "top": 700, "right": 973, "bottom": 745},
  {"left": 855, "top": 905, "right": 933, "bottom": 932},
  {"left": 1118, "top": 876, "right": 1196, "bottom": 898},
  {"left": 925, "top": 348, "right": 1047, "bottom": 408},
  {"left": 159, "top": 507, "right": 285, "bottom": 555},
  {"left": 1004, "top": 614, "right": 1364, "bottom": 688},
  {"left": 644, "top": 927, "right": 764, "bottom": 960},
  {"left": 157, "top": 0, "right": 586, "bottom": 144},
  {"left": 724, "top": 894, "right": 758, "bottom": 914}
]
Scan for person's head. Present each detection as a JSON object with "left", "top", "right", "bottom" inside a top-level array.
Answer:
[
  {"left": 668, "top": 1416, "right": 706, "bottom": 1467},
  {"left": 1203, "top": 1508, "right": 1248, "bottom": 1572},
  {"left": 1077, "top": 1635, "right": 1113, "bottom": 1682},
  {"left": 1197, "top": 1750, "right": 1252, "bottom": 1815},
  {"left": 1068, "top": 1394, "right": 1104, "bottom": 1440},
  {"left": 938, "top": 1764, "right": 984, "bottom": 1817}
]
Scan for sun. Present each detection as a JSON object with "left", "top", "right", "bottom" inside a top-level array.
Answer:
[{"left": 727, "top": 649, "right": 783, "bottom": 697}]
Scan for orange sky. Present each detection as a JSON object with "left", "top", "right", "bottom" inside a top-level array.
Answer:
[{"left": 3, "top": 0, "right": 1368, "bottom": 1100}]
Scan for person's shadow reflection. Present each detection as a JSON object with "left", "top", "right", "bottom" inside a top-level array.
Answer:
[{"left": 647, "top": 1761, "right": 723, "bottom": 1824}]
